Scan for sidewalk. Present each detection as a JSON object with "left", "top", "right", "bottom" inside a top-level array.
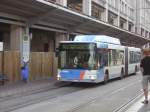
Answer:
[
  {"left": 125, "top": 93, "right": 150, "bottom": 112},
  {"left": 0, "top": 78, "right": 60, "bottom": 99}
]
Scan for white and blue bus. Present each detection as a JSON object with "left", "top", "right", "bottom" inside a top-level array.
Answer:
[{"left": 57, "top": 35, "right": 141, "bottom": 83}]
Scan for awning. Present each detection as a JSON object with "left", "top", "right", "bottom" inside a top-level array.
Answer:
[{"left": 0, "top": 0, "right": 149, "bottom": 47}]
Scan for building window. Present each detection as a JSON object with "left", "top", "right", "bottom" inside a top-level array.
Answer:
[
  {"left": 120, "top": 19, "right": 126, "bottom": 29},
  {"left": 120, "top": 0, "right": 122, "bottom": 10},
  {"left": 141, "top": 28, "right": 144, "bottom": 36},
  {"left": 120, "top": 22, "right": 124, "bottom": 28},
  {"left": 92, "top": 2, "right": 104, "bottom": 20},
  {"left": 121, "top": 2, "right": 124, "bottom": 12},
  {"left": 130, "top": 8, "right": 134, "bottom": 18},
  {"left": 108, "top": 17, "right": 114, "bottom": 25},
  {"left": 128, "top": 24, "right": 132, "bottom": 32},
  {"left": 125, "top": 4, "right": 127, "bottom": 14},
  {"left": 108, "top": 12, "right": 117, "bottom": 25},
  {"left": 128, "top": 23, "right": 133, "bottom": 32},
  {"left": 135, "top": 27, "right": 137, "bottom": 34},
  {"left": 67, "top": 0, "right": 82, "bottom": 13},
  {"left": 145, "top": 31, "right": 148, "bottom": 38}
]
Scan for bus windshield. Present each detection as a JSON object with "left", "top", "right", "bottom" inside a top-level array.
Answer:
[{"left": 58, "top": 43, "right": 97, "bottom": 69}]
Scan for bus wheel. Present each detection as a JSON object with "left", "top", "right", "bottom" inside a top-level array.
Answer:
[
  {"left": 104, "top": 71, "right": 109, "bottom": 84},
  {"left": 120, "top": 68, "right": 124, "bottom": 79}
]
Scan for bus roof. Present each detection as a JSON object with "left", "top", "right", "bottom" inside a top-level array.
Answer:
[{"left": 73, "top": 35, "right": 121, "bottom": 45}]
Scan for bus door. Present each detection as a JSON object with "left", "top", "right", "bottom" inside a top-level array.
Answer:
[
  {"left": 97, "top": 50, "right": 108, "bottom": 80},
  {"left": 108, "top": 49, "right": 124, "bottom": 78}
]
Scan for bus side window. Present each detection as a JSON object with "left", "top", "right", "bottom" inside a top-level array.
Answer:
[
  {"left": 98, "top": 55, "right": 102, "bottom": 67},
  {"left": 108, "top": 50, "right": 112, "bottom": 66},
  {"left": 103, "top": 52, "right": 108, "bottom": 66},
  {"left": 98, "top": 52, "right": 108, "bottom": 67}
]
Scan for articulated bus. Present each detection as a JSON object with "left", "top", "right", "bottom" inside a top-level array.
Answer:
[{"left": 57, "top": 35, "right": 141, "bottom": 83}]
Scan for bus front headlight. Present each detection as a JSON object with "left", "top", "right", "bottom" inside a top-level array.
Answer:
[
  {"left": 90, "top": 75, "right": 96, "bottom": 80},
  {"left": 57, "top": 74, "right": 61, "bottom": 80}
]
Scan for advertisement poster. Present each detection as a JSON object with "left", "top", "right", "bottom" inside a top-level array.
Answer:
[{"left": 23, "top": 35, "right": 30, "bottom": 63}]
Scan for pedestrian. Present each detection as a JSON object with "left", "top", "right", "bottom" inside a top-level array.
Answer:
[
  {"left": 21, "top": 62, "right": 29, "bottom": 83},
  {"left": 140, "top": 48, "right": 150, "bottom": 104}
]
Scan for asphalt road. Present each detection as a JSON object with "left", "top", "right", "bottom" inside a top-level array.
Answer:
[{"left": 3, "top": 72, "right": 144, "bottom": 112}]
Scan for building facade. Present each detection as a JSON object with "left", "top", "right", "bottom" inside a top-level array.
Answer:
[
  {"left": 65, "top": 0, "right": 150, "bottom": 38},
  {"left": 136, "top": 0, "right": 150, "bottom": 47}
]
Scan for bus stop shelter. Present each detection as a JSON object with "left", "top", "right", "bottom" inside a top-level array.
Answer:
[{"left": 0, "top": 0, "right": 149, "bottom": 47}]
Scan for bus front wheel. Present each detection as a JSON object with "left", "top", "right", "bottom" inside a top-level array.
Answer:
[{"left": 104, "top": 70, "right": 109, "bottom": 84}]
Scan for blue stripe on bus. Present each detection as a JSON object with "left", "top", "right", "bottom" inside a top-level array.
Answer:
[{"left": 60, "top": 69, "right": 82, "bottom": 80}]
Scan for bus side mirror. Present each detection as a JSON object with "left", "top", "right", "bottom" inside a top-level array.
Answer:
[{"left": 55, "top": 48, "right": 59, "bottom": 57}]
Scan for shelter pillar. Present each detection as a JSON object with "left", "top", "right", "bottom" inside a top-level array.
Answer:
[
  {"left": 10, "top": 25, "right": 24, "bottom": 51},
  {"left": 10, "top": 25, "right": 30, "bottom": 64},
  {"left": 10, "top": 24, "right": 31, "bottom": 81}
]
